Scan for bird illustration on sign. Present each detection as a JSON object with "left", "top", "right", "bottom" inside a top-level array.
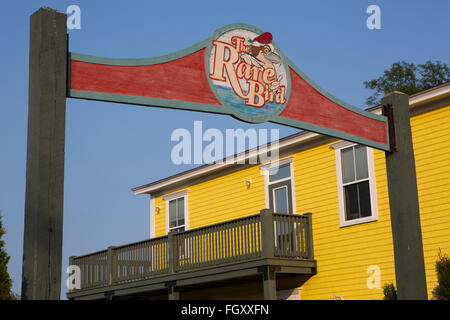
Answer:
[{"left": 239, "top": 32, "right": 283, "bottom": 94}]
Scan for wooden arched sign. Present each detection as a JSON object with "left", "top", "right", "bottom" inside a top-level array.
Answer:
[{"left": 68, "top": 23, "right": 390, "bottom": 151}]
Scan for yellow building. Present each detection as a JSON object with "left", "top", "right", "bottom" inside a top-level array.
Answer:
[{"left": 67, "top": 82, "right": 450, "bottom": 300}]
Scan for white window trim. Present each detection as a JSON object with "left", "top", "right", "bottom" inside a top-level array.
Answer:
[
  {"left": 260, "top": 157, "right": 296, "bottom": 214},
  {"left": 331, "top": 141, "right": 378, "bottom": 227},
  {"left": 163, "top": 189, "right": 189, "bottom": 234},
  {"left": 259, "top": 156, "right": 295, "bottom": 171},
  {"left": 150, "top": 196, "right": 155, "bottom": 239}
]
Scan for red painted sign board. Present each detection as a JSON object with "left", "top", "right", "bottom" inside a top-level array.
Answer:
[{"left": 68, "top": 24, "right": 390, "bottom": 151}]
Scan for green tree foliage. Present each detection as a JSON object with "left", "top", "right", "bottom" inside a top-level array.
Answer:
[
  {"left": 0, "top": 213, "right": 13, "bottom": 300},
  {"left": 364, "top": 61, "right": 450, "bottom": 106},
  {"left": 382, "top": 282, "right": 397, "bottom": 300},
  {"left": 433, "top": 249, "right": 450, "bottom": 300}
]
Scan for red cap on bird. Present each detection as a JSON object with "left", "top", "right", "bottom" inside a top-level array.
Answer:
[
  {"left": 252, "top": 32, "right": 273, "bottom": 45},
  {"left": 249, "top": 32, "right": 275, "bottom": 53}
]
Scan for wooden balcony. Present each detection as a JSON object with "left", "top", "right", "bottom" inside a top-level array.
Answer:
[{"left": 67, "top": 209, "right": 317, "bottom": 300}]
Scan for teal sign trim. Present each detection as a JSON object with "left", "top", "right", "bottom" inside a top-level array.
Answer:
[
  {"left": 70, "top": 38, "right": 211, "bottom": 66},
  {"left": 272, "top": 116, "right": 390, "bottom": 152},
  {"left": 69, "top": 90, "right": 230, "bottom": 115}
]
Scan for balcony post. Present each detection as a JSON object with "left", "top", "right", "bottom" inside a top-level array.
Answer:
[
  {"left": 260, "top": 209, "right": 275, "bottom": 259},
  {"left": 260, "top": 266, "right": 277, "bottom": 300},
  {"left": 107, "top": 246, "right": 116, "bottom": 285},
  {"left": 303, "top": 213, "right": 314, "bottom": 259},
  {"left": 167, "top": 231, "right": 177, "bottom": 274},
  {"left": 166, "top": 281, "right": 180, "bottom": 300}
]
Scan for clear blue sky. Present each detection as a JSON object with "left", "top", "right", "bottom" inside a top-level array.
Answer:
[{"left": 1, "top": 0, "right": 449, "bottom": 298}]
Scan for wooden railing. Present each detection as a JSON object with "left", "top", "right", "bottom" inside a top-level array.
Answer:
[
  {"left": 172, "top": 213, "right": 262, "bottom": 272},
  {"left": 69, "top": 210, "right": 313, "bottom": 291},
  {"left": 74, "top": 249, "right": 108, "bottom": 289},
  {"left": 273, "top": 213, "right": 313, "bottom": 259}
]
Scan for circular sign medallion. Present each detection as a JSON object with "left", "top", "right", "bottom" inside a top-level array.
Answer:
[{"left": 206, "top": 24, "right": 291, "bottom": 123}]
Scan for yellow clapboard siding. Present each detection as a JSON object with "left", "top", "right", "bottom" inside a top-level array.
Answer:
[
  {"left": 413, "top": 130, "right": 450, "bottom": 145},
  {"left": 292, "top": 141, "right": 394, "bottom": 300},
  {"left": 415, "top": 153, "right": 450, "bottom": 167},
  {"left": 311, "top": 261, "right": 395, "bottom": 280},
  {"left": 411, "top": 120, "right": 450, "bottom": 134},
  {"left": 411, "top": 106, "right": 449, "bottom": 122},
  {"left": 412, "top": 105, "right": 450, "bottom": 299}
]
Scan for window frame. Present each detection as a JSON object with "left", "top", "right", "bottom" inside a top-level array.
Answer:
[
  {"left": 163, "top": 189, "right": 189, "bottom": 234},
  {"left": 260, "top": 157, "right": 298, "bottom": 250},
  {"left": 260, "top": 157, "right": 296, "bottom": 214},
  {"left": 332, "top": 141, "right": 378, "bottom": 227},
  {"left": 163, "top": 189, "right": 190, "bottom": 259}
]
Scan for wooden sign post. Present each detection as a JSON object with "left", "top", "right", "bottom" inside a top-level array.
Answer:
[
  {"left": 22, "top": 7, "right": 427, "bottom": 299},
  {"left": 382, "top": 92, "right": 428, "bottom": 300},
  {"left": 22, "top": 7, "right": 67, "bottom": 300}
]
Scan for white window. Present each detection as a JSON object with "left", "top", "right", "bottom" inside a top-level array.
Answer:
[
  {"left": 163, "top": 190, "right": 189, "bottom": 234},
  {"left": 168, "top": 197, "right": 185, "bottom": 232},
  {"left": 331, "top": 141, "right": 378, "bottom": 227}
]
